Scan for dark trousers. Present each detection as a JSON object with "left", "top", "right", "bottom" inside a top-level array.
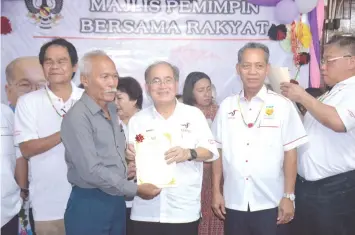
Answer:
[
  {"left": 225, "top": 207, "right": 290, "bottom": 235},
  {"left": 132, "top": 220, "right": 199, "bottom": 235},
  {"left": 291, "top": 171, "right": 355, "bottom": 235},
  {"left": 29, "top": 208, "right": 36, "bottom": 235},
  {"left": 1, "top": 214, "right": 18, "bottom": 235},
  {"left": 126, "top": 208, "right": 133, "bottom": 235},
  {"left": 64, "top": 186, "right": 126, "bottom": 235}
]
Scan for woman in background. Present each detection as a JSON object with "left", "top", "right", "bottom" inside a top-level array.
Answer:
[
  {"left": 182, "top": 72, "right": 222, "bottom": 235},
  {"left": 115, "top": 76, "right": 143, "bottom": 235}
]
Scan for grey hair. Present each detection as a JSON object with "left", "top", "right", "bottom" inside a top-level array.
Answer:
[
  {"left": 144, "top": 61, "right": 179, "bottom": 82},
  {"left": 326, "top": 33, "right": 355, "bottom": 55},
  {"left": 237, "top": 42, "right": 270, "bottom": 64},
  {"left": 79, "top": 50, "right": 109, "bottom": 76}
]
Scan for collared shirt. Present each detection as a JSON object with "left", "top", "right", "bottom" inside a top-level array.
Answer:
[
  {"left": 13, "top": 82, "right": 83, "bottom": 221},
  {"left": 61, "top": 93, "right": 137, "bottom": 197},
  {"left": 298, "top": 76, "right": 355, "bottom": 180},
  {"left": 1, "top": 104, "right": 22, "bottom": 227},
  {"left": 212, "top": 86, "right": 308, "bottom": 212},
  {"left": 128, "top": 101, "right": 219, "bottom": 223}
]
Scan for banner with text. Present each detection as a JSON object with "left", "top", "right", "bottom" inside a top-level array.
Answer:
[{"left": 1, "top": 0, "right": 309, "bottom": 105}]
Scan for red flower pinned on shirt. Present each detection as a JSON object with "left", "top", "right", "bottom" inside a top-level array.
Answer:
[{"left": 135, "top": 134, "right": 144, "bottom": 143}]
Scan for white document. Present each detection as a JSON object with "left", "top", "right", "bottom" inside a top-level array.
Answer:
[
  {"left": 135, "top": 132, "right": 177, "bottom": 188},
  {"left": 268, "top": 67, "right": 291, "bottom": 94}
]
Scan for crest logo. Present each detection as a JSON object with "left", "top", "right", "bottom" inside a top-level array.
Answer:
[{"left": 25, "top": 0, "right": 63, "bottom": 29}]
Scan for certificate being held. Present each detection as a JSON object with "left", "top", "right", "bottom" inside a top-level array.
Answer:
[{"left": 134, "top": 132, "right": 177, "bottom": 188}]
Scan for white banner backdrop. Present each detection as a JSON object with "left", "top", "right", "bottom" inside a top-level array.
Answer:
[{"left": 1, "top": 0, "right": 309, "bottom": 107}]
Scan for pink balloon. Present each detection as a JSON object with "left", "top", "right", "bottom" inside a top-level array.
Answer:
[
  {"left": 275, "top": 0, "right": 300, "bottom": 24},
  {"left": 247, "top": 0, "right": 282, "bottom": 6}
]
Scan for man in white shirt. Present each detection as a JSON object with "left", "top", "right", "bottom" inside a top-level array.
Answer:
[
  {"left": 211, "top": 42, "right": 308, "bottom": 235},
  {"left": 281, "top": 34, "right": 355, "bottom": 235},
  {"left": 14, "top": 38, "right": 84, "bottom": 235},
  {"left": 126, "top": 61, "right": 219, "bottom": 235},
  {"left": 5, "top": 56, "right": 47, "bottom": 234},
  {"left": 1, "top": 103, "right": 22, "bottom": 234}
]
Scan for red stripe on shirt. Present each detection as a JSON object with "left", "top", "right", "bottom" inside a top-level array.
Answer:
[{"left": 283, "top": 135, "right": 307, "bottom": 146}]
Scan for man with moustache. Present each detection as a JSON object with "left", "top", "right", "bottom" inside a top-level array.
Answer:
[
  {"left": 5, "top": 56, "right": 47, "bottom": 233},
  {"left": 60, "top": 50, "right": 161, "bottom": 235},
  {"left": 281, "top": 34, "right": 355, "bottom": 235},
  {"left": 14, "top": 38, "right": 84, "bottom": 235},
  {"left": 211, "top": 42, "right": 308, "bottom": 235},
  {"left": 126, "top": 61, "right": 219, "bottom": 235}
]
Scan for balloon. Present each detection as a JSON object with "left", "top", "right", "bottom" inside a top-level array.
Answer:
[
  {"left": 275, "top": 0, "right": 299, "bottom": 24},
  {"left": 295, "top": 0, "right": 319, "bottom": 13},
  {"left": 247, "top": 0, "right": 282, "bottom": 6}
]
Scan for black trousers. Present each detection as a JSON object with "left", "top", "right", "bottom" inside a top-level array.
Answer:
[
  {"left": 291, "top": 171, "right": 355, "bottom": 235},
  {"left": 225, "top": 207, "right": 290, "bottom": 235},
  {"left": 126, "top": 208, "right": 133, "bottom": 235},
  {"left": 1, "top": 215, "right": 18, "bottom": 235},
  {"left": 132, "top": 220, "right": 199, "bottom": 235}
]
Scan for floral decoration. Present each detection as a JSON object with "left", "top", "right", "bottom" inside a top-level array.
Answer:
[{"left": 135, "top": 134, "right": 144, "bottom": 143}]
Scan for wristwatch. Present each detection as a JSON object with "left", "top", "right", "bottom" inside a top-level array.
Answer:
[
  {"left": 188, "top": 149, "right": 197, "bottom": 161},
  {"left": 283, "top": 193, "right": 296, "bottom": 201}
]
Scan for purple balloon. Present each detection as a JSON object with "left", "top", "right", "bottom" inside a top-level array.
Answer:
[
  {"left": 275, "top": 0, "right": 299, "bottom": 24},
  {"left": 248, "top": 0, "right": 282, "bottom": 6}
]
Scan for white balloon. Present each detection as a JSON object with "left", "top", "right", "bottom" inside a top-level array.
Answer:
[{"left": 295, "top": 0, "right": 319, "bottom": 13}]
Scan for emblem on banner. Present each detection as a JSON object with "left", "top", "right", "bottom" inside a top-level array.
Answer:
[{"left": 25, "top": 0, "right": 63, "bottom": 29}]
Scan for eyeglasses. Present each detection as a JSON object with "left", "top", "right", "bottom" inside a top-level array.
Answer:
[
  {"left": 10, "top": 80, "right": 47, "bottom": 93},
  {"left": 320, "top": 55, "right": 352, "bottom": 65},
  {"left": 148, "top": 77, "right": 175, "bottom": 86}
]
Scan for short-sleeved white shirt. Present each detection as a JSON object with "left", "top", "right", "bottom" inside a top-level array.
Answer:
[
  {"left": 1, "top": 104, "right": 22, "bottom": 227},
  {"left": 298, "top": 76, "right": 355, "bottom": 181},
  {"left": 128, "top": 101, "right": 219, "bottom": 223},
  {"left": 14, "top": 83, "right": 83, "bottom": 221},
  {"left": 212, "top": 86, "right": 308, "bottom": 212}
]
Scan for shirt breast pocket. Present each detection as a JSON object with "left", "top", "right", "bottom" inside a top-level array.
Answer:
[
  {"left": 258, "top": 119, "right": 282, "bottom": 148},
  {"left": 181, "top": 131, "right": 197, "bottom": 149}
]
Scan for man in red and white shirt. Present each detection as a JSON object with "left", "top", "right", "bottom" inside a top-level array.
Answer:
[
  {"left": 281, "top": 34, "right": 355, "bottom": 235},
  {"left": 212, "top": 42, "right": 308, "bottom": 235}
]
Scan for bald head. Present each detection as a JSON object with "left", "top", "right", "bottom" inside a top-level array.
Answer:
[
  {"left": 5, "top": 56, "right": 47, "bottom": 106},
  {"left": 6, "top": 56, "right": 45, "bottom": 83}
]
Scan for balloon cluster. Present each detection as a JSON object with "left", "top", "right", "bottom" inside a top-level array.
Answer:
[{"left": 248, "top": 0, "right": 319, "bottom": 23}]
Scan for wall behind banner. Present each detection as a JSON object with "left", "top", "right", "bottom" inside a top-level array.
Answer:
[{"left": 1, "top": 0, "right": 309, "bottom": 107}]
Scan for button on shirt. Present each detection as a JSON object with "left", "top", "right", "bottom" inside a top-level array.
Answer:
[
  {"left": 1, "top": 104, "right": 22, "bottom": 227},
  {"left": 61, "top": 93, "right": 137, "bottom": 197},
  {"left": 128, "top": 101, "right": 219, "bottom": 223},
  {"left": 212, "top": 86, "right": 308, "bottom": 212},
  {"left": 14, "top": 83, "right": 84, "bottom": 221},
  {"left": 298, "top": 76, "right": 355, "bottom": 181}
]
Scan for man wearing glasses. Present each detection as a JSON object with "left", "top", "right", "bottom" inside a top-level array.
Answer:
[
  {"left": 281, "top": 34, "right": 355, "bottom": 235},
  {"left": 5, "top": 56, "right": 47, "bottom": 110},
  {"left": 125, "top": 61, "right": 219, "bottom": 235},
  {"left": 5, "top": 56, "right": 47, "bottom": 234}
]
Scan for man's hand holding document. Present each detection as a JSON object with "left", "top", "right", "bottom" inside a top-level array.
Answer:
[
  {"left": 268, "top": 67, "right": 291, "bottom": 94},
  {"left": 134, "top": 132, "right": 177, "bottom": 188}
]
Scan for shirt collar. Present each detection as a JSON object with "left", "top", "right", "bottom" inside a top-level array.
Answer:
[
  {"left": 45, "top": 81, "right": 82, "bottom": 101},
  {"left": 81, "top": 92, "right": 117, "bottom": 116},
  {"left": 151, "top": 99, "right": 180, "bottom": 119},
  {"left": 337, "top": 76, "right": 355, "bottom": 86},
  {"left": 239, "top": 85, "right": 268, "bottom": 102}
]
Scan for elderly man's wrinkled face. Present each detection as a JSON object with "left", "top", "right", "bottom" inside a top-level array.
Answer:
[
  {"left": 145, "top": 64, "right": 178, "bottom": 105},
  {"left": 5, "top": 57, "right": 47, "bottom": 106},
  {"left": 237, "top": 48, "right": 269, "bottom": 91},
  {"left": 82, "top": 55, "right": 119, "bottom": 103}
]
